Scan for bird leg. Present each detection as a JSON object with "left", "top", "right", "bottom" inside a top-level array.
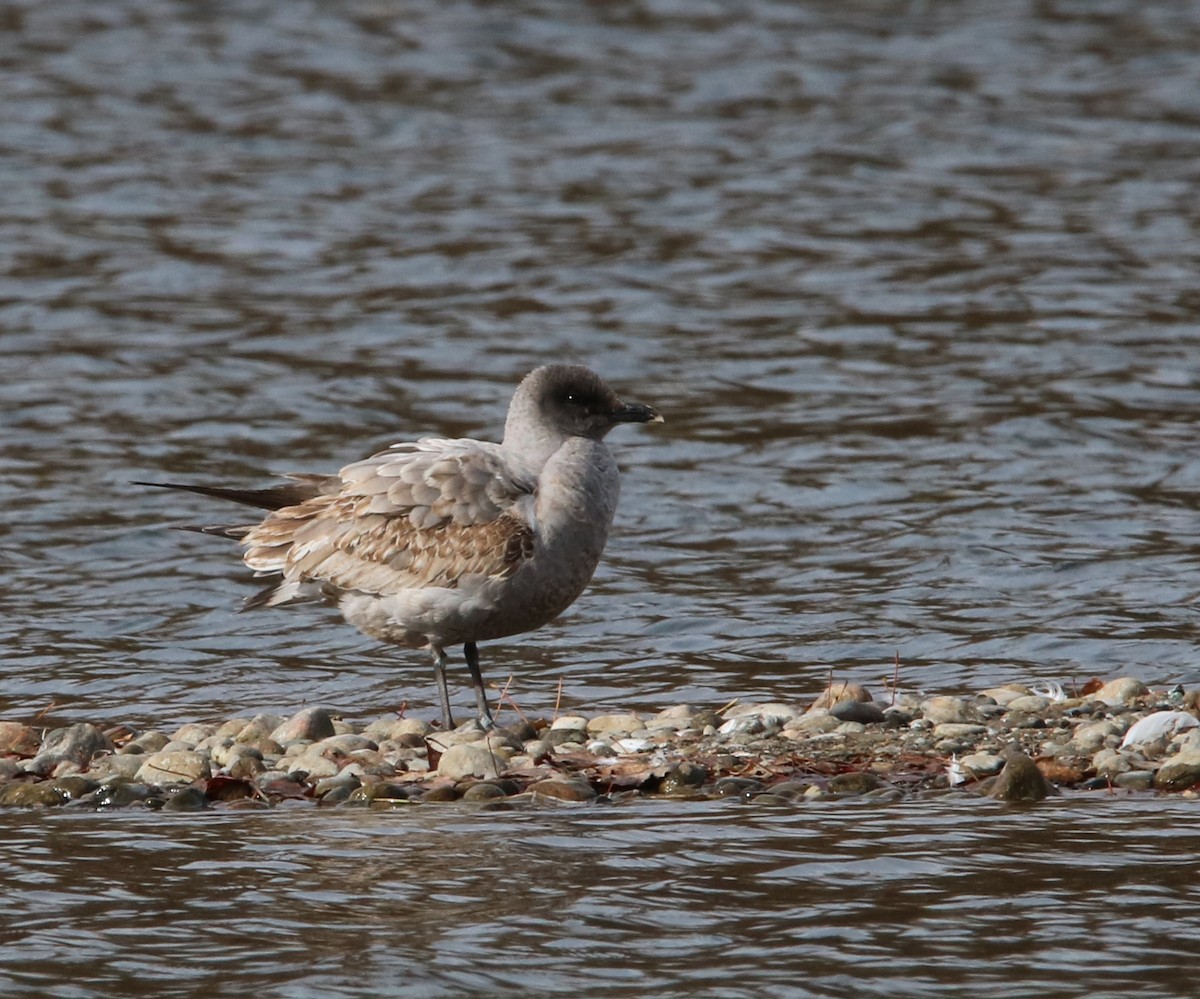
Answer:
[
  {"left": 430, "top": 644, "right": 455, "bottom": 729},
  {"left": 463, "top": 641, "right": 495, "bottom": 729}
]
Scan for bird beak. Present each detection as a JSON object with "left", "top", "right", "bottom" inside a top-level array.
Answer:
[{"left": 610, "top": 401, "right": 664, "bottom": 424}]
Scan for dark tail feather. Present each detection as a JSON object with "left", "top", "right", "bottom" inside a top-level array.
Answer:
[{"left": 134, "top": 475, "right": 332, "bottom": 511}]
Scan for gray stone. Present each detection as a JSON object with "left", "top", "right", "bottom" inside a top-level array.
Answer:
[
  {"left": 170, "top": 723, "right": 216, "bottom": 745},
  {"left": 29, "top": 723, "right": 113, "bottom": 774},
  {"left": 1005, "top": 695, "right": 1051, "bottom": 713},
  {"left": 549, "top": 715, "right": 589, "bottom": 732},
  {"left": 85, "top": 754, "right": 145, "bottom": 780},
  {"left": 0, "top": 782, "right": 65, "bottom": 807},
  {"left": 135, "top": 750, "right": 211, "bottom": 785},
  {"left": 161, "top": 786, "right": 208, "bottom": 812},
  {"left": 1152, "top": 749, "right": 1200, "bottom": 792},
  {"left": 270, "top": 708, "right": 337, "bottom": 744},
  {"left": 1094, "top": 677, "right": 1149, "bottom": 707},
  {"left": 958, "top": 752, "right": 1004, "bottom": 777},
  {"left": 1069, "top": 719, "right": 1125, "bottom": 753},
  {"left": 987, "top": 753, "right": 1059, "bottom": 801},
  {"left": 119, "top": 731, "right": 171, "bottom": 755},
  {"left": 1113, "top": 770, "right": 1155, "bottom": 791},
  {"left": 932, "top": 723, "right": 987, "bottom": 739},
  {"left": 435, "top": 743, "right": 505, "bottom": 780},
  {"left": 830, "top": 700, "right": 886, "bottom": 724}
]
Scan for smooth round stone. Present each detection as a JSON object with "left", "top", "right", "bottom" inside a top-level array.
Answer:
[
  {"left": 118, "top": 731, "right": 170, "bottom": 754},
  {"left": 1113, "top": 770, "right": 1156, "bottom": 791},
  {"left": 425, "top": 727, "right": 488, "bottom": 749},
  {"left": 982, "top": 684, "right": 1033, "bottom": 707},
  {"left": 1094, "top": 677, "right": 1149, "bottom": 707},
  {"left": 422, "top": 784, "right": 460, "bottom": 802},
  {"left": 523, "top": 738, "right": 554, "bottom": 758},
  {"left": 161, "top": 786, "right": 208, "bottom": 812},
  {"left": 1152, "top": 750, "right": 1200, "bottom": 792},
  {"left": 289, "top": 755, "right": 340, "bottom": 779},
  {"left": 307, "top": 734, "right": 377, "bottom": 755},
  {"left": 347, "top": 782, "right": 412, "bottom": 804},
  {"left": 550, "top": 715, "right": 589, "bottom": 732},
  {"left": 314, "top": 773, "right": 361, "bottom": 798},
  {"left": 958, "top": 752, "right": 1004, "bottom": 777},
  {"left": 213, "top": 718, "right": 251, "bottom": 739},
  {"left": 171, "top": 723, "right": 216, "bottom": 745},
  {"left": 270, "top": 708, "right": 337, "bottom": 744},
  {"left": 461, "top": 782, "right": 508, "bottom": 801},
  {"left": 1092, "top": 748, "right": 1133, "bottom": 777},
  {"left": 1005, "top": 695, "right": 1051, "bottom": 713},
  {"left": 528, "top": 779, "right": 596, "bottom": 802},
  {"left": 835, "top": 721, "right": 867, "bottom": 735},
  {"left": 435, "top": 743, "right": 505, "bottom": 780},
  {"left": 0, "top": 782, "right": 65, "bottom": 807},
  {"left": 986, "top": 753, "right": 1058, "bottom": 801},
  {"left": 135, "top": 750, "right": 212, "bottom": 785},
  {"left": 586, "top": 713, "right": 646, "bottom": 735},
  {"left": 1002, "top": 712, "right": 1045, "bottom": 730},
  {"left": 0, "top": 761, "right": 22, "bottom": 780}
]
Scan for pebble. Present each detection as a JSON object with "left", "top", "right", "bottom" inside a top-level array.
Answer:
[
  {"left": 134, "top": 751, "right": 211, "bottom": 785},
  {"left": 986, "top": 753, "right": 1058, "bottom": 801},
  {"left": 270, "top": 708, "right": 337, "bottom": 744},
  {"left": 2, "top": 681, "right": 1198, "bottom": 810},
  {"left": 435, "top": 743, "right": 505, "bottom": 780}
]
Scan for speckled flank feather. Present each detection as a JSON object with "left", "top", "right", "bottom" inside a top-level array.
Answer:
[{"left": 242, "top": 439, "right": 536, "bottom": 604}]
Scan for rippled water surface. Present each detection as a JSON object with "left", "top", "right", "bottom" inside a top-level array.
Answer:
[{"left": 3, "top": 0, "right": 1200, "bottom": 994}]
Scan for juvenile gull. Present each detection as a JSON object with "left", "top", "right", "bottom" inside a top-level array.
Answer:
[{"left": 141, "top": 364, "right": 662, "bottom": 728}]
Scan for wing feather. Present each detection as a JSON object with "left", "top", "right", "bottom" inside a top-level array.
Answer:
[{"left": 241, "top": 439, "right": 535, "bottom": 602}]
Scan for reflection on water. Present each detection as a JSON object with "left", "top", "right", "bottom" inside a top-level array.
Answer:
[
  {"left": 3, "top": 799, "right": 1199, "bottom": 998},
  {"left": 2, "top": 0, "right": 1200, "bottom": 995}
]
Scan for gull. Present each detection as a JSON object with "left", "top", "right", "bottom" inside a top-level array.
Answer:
[{"left": 140, "top": 364, "right": 662, "bottom": 729}]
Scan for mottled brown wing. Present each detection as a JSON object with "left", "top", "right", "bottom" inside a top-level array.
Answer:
[{"left": 241, "top": 439, "right": 536, "bottom": 601}]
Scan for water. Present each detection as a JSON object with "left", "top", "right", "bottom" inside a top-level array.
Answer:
[{"left": 2, "top": 0, "right": 1199, "bottom": 994}]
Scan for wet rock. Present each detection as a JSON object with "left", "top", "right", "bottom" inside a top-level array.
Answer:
[
  {"left": 0, "top": 721, "right": 40, "bottom": 757},
  {"left": 347, "top": 782, "right": 413, "bottom": 804},
  {"left": 1152, "top": 750, "right": 1200, "bottom": 792},
  {"left": 0, "top": 782, "right": 65, "bottom": 807},
  {"left": 29, "top": 723, "right": 113, "bottom": 774},
  {"left": 461, "top": 782, "right": 508, "bottom": 801},
  {"left": 529, "top": 778, "right": 596, "bottom": 802},
  {"left": 986, "top": 753, "right": 1059, "bottom": 801},
  {"left": 50, "top": 775, "right": 99, "bottom": 800},
  {"left": 1094, "top": 677, "right": 1149, "bottom": 707},
  {"left": 135, "top": 750, "right": 211, "bottom": 785},
  {"left": 92, "top": 780, "right": 156, "bottom": 809},
  {"left": 828, "top": 772, "right": 891, "bottom": 795},
  {"left": 270, "top": 708, "right": 337, "bottom": 744},
  {"left": 713, "top": 777, "right": 765, "bottom": 797},
  {"left": 830, "top": 700, "right": 886, "bottom": 724},
  {"left": 422, "top": 783, "right": 460, "bottom": 802},
  {"left": 161, "top": 786, "right": 208, "bottom": 812},
  {"left": 658, "top": 761, "right": 708, "bottom": 796},
  {"left": 435, "top": 743, "right": 504, "bottom": 780},
  {"left": 1113, "top": 770, "right": 1155, "bottom": 791}
]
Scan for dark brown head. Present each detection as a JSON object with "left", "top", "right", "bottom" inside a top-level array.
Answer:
[{"left": 508, "top": 364, "right": 662, "bottom": 442}]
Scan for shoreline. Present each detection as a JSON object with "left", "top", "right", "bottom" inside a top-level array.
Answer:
[{"left": 2, "top": 676, "right": 1199, "bottom": 810}]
